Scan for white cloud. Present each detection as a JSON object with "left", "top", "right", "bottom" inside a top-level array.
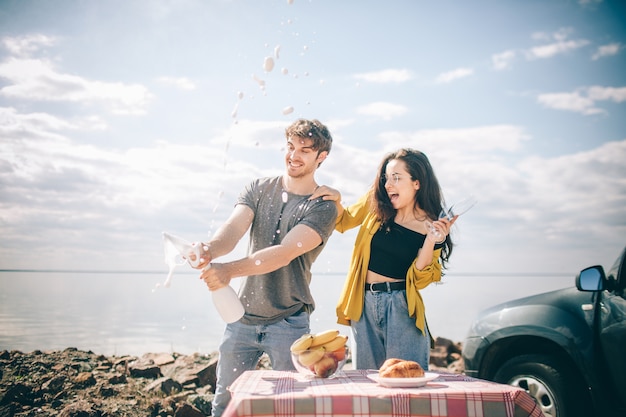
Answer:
[
  {"left": 492, "top": 50, "right": 516, "bottom": 70},
  {"left": 156, "top": 76, "right": 197, "bottom": 91},
  {"left": 525, "top": 28, "right": 590, "bottom": 59},
  {"left": 591, "top": 42, "right": 622, "bottom": 60},
  {"left": 517, "top": 139, "right": 626, "bottom": 240},
  {"left": 0, "top": 58, "right": 154, "bottom": 115},
  {"left": 355, "top": 102, "right": 408, "bottom": 121},
  {"left": 435, "top": 67, "right": 474, "bottom": 84},
  {"left": 2, "top": 34, "right": 58, "bottom": 57},
  {"left": 578, "top": 0, "right": 603, "bottom": 6},
  {"left": 586, "top": 86, "right": 626, "bottom": 102},
  {"left": 0, "top": 107, "right": 261, "bottom": 269},
  {"left": 537, "top": 91, "right": 601, "bottom": 115},
  {"left": 537, "top": 86, "right": 626, "bottom": 115},
  {"left": 1, "top": 104, "right": 624, "bottom": 275},
  {"left": 378, "top": 125, "right": 530, "bottom": 174},
  {"left": 353, "top": 69, "right": 412, "bottom": 83}
]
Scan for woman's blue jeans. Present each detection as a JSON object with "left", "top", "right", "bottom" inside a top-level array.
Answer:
[
  {"left": 351, "top": 289, "right": 430, "bottom": 370},
  {"left": 211, "top": 311, "right": 309, "bottom": 417}
]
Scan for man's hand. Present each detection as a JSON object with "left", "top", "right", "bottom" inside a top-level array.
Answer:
[
  {"left": 200, "top": 263, "right": 230, "bottom": 291},
  {"left": 185, "top": 242, "right": 213, "bottom": 270}
]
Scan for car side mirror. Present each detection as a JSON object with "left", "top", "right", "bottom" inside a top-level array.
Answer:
[{"left": 576, "top": 266, "right": 606, "bottom": 292}]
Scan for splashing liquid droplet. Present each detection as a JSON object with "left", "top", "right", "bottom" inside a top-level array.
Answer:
[
  {"left": 253, "top": 74, "right": 266, "bottom": 88},
  {"left": 282, "top": 191, "right": 289, "bottom": 203},
  {"left": 282, "top": 106, "right": 294, "bottom": 115},
  {"left": 263, "top": 56, "right": 275, "bottom": 72}
]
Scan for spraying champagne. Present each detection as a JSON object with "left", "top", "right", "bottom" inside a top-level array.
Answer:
[{"left": 162, "top": 232, "right": 245, "bottom": 323}]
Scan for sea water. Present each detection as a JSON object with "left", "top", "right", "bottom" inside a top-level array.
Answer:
[{"left": 0, "top": 270, "right": 574, "bottom": 356}]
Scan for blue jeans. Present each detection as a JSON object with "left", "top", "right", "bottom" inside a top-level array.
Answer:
[
  {"left": 211, "top": 311, "right": 310, "bottom": 417},
  {"left": 351, "top": 289, "right": 430, "bottom": 370}
]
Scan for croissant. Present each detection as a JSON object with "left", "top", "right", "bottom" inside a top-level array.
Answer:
[{"left": 379, "top": 358, "right": 425, "bottom": 378}]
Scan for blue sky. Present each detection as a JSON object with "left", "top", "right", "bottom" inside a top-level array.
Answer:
[{"left": 1, "top": 0, "right": 625, "bottom": 277}]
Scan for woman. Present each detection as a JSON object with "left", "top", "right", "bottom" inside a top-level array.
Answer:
[{"left": 312, "top": 148, "right": 456, "bottom": 370}]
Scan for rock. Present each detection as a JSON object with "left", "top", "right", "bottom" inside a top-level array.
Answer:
[
  {"left": 144, "top": 352, "right": 176, "bottom": 366},
  {"left": 42, "top": 374, "right": 67, "bottom": 393},
  {"left": 174, "top": 402, "right": 205, "bottom": 417},
  {"left": 429, "top": 337, "right": 465, "bottom": 372},
  {"left": 188, "top": 393, "right": 214, "bottom": 415},
  {"left": 58, "top": 399, "right": 99, "bottom": 417},
  {"left": 0, "top": 382, "right": 33, "bottom": 407},
  {"left": 0, "top": 349, "right": 219, "bottom": 417},
  {"left": 161, "top": 353, "right": 218, "bottom": 391},
  {"left": 144, "top": 377, "right": 182, "bottom": 396},
  {"left": 74, "top": 372, "right": 96, "bottom": 388}
]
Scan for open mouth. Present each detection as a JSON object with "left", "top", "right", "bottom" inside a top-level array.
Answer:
[{"left": 389, "top": 193, "right": 399, "bottom": 203}]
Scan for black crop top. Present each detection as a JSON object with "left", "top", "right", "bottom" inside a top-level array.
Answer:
[{"left": 368, "top": 222, "right": 444, "bottom": 280}]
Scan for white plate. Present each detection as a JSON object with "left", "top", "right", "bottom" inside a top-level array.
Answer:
[{"left": 367, "top": 372, "right": 439, "bottom": 388}]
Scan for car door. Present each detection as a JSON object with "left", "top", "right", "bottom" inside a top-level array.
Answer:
[
  {"left": 598, "top": 291, "right": 626, "bottom": 405},
  {"left": 598, "top": 246, "right": 626, "bottom": 406}
]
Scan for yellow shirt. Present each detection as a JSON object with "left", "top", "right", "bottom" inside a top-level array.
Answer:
[{"left": 335, "top": 193, "right": 442, "bottom": 334}]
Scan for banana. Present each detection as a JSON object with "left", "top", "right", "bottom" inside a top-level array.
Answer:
[
  {"left": 290, "top": 334, "right": 314, "bottom": 352},
  {"left": 309, "top": 329, "right": 340, "bottom": 348},
  {"left": 297, "top": 347, "right": 325, "bottom": 366},
  {"left": 320, "top": 335, "right": 348, "bottom": 352}
]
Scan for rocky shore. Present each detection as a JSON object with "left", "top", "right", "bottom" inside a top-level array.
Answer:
[{"left": 0, "top": 337, "right": 463, "bottom": 417}]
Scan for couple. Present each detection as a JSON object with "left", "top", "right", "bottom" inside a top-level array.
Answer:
[{"left": 192, "top": 118, "right": 457, "bottom": 417}]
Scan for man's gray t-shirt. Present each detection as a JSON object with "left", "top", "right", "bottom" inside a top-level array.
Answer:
[{"left": 236, "top": 176, "right": 337, "bottom": 325}]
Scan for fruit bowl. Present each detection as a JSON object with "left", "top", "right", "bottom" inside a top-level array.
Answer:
[
  {"left": 290, "top": 330, "right": 349, "bottom": 378},
  {"left": 291, "top": 345, "right": 348, "bottom": 378}
]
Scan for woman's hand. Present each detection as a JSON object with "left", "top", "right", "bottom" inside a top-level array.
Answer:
[
  {"left": 427, "top": 215, "right": 458, "bottom": 243},
  {"left": 309, "top": 185, "right": 341, "bottom": 202}
]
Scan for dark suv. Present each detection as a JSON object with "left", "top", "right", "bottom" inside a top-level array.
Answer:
[{"left": 462, "top": 246, "right": 626, "bottom": 417}]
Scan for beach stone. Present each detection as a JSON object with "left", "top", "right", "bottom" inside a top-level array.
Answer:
[
  {"left": 128, "top": 357, "right": 161, "bottom": 379},
  {"left": 143, "top": 352, "right": 175, "bottom": 366},
  {"left": 58, "top": 399, "right": 99, "bottom": 417},
  {"left": 174, "top": 402, "right": 205, "bottom": 417},
  {"left": 41, "top": 375, "right": 66, "bottom": 393},
  {"left": 73, "top": 372, "right": 96, "bottom": 388},
  {"left": 144, "top": 376, "right": 182, "bottom": 395},
  {"left": 188, "top": 393, "right": 214, "bottom": 415}
]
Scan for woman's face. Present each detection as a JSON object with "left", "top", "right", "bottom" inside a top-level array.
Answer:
[{"left": 384, "top": 159, "right": 420, "bottom": 210}]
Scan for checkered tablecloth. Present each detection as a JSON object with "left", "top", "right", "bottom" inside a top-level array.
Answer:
[{"left": 223, "top": 369, "right": 544, "bottom": 417}]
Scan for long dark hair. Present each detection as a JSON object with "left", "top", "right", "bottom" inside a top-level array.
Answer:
[{"left": 369, "top": 148, "right": 453, "bottom": 266}]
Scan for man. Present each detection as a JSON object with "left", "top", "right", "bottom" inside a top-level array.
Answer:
[{"left": 194, "top": 119, "right": 337, "bottom": 417}]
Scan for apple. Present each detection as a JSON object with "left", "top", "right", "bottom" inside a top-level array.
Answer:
[
  {"left": 314, "top": 356, "right": 338, "bottom": 378},
  {"left": 332, "top": 346, "right": 346, "bottom": 361}
]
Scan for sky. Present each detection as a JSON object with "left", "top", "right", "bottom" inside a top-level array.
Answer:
[{"left": 1, "top": 0, "right": 625, "bottom": 278}]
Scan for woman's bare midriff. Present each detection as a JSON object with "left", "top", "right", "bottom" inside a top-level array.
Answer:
[{"left": 366, "top": 270, "right": 405, "bottom": 284}]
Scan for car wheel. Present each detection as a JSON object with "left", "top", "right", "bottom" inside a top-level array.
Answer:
[{"left": 493, "top": 353, "right": 590, "bottom": 417}]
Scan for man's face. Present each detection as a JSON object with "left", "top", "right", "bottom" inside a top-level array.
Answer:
[{"left": 284, "top": 136, "right": 327, "bottom": 178}]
